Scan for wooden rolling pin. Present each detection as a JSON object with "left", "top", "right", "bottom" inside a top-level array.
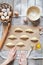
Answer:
[{"left": 0, "top": 23, "right": 11, "bottom": 50}]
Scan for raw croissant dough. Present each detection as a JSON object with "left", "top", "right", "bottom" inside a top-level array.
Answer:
[
  {"left": 8, "top": 35, "right": 17, "bottom": 40},
  {"left": 25, "top": 29, "right": 33, "bottom": 33},
  {"left": 6, "top": 42, "right": 15, "bottom": 47},
  {"left": 16, "top": 42, "right": 25, "bottom": 47},
  {"left": 20, "top": 35, "right": 29, "bottom": 40},
  {"left": 31, "top": 37, "right": 38, "bottom": 42},
  {"left": 15, "top": 28, "right": 23, "bottom": 32}
]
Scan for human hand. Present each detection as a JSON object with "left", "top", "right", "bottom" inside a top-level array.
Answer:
[
  {"left": 6, "top": 47, "right": 16, "bottom": 64},
  {"left": 1, "top": 47, "right": 16, "bottom": 65},
  {"left": 19, "top": 51, "right": 27, "bottom": 65}
]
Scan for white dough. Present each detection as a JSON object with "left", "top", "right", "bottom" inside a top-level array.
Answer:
[
  {"left": 15, "top": 28, "right": 23, "bottom": 32},
  {"left": 4, "top": 12, "right": 7, "bottom": 17},
  {"left": 7, "top": 8, "right": 10, "bottom": 12},
  {"left": 16, "top": 42, "right": 24, "bottom": 47},
  {"left": 1, "top": 16, "right": 5, "bottom": 20},
  {"left": 8, "top": 35, "right": 17, "bottom": 39},
  {"left": 6, "top": 42, "right": 15, "bottom": 47},
  {"left": 25, "top": 29, "right": 33, "bottom": 33},
  {"left": 20, "top": 35, "right": 29, "bottom": 40},
  {"left": 31, "top": 37, "right": 38, "bottom": 42},
  {"left": 6, "top": 16, "right": 9, "bottom": 20},
  {"left": 2, "top": 8, "right": 7, "bottom": 12}
]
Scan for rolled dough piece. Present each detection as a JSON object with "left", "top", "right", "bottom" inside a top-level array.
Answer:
[
  {"left": 15, "top": 28, "right": 23, "bottom": 32},
  {"left": 6, "top": 42, "right": 15, "bottom": 47},
  {"left": 25, "top": 29, "right": 33, "bottom": 33},
  {"left": 8, "top": 35, "right": 17, "bottom": 40},
  {"left": 20, "top": 35, "right": 29, "bottom": 40},
  {"left": 16, "top": 42, "right": 25, "bottom": 47},
  {"left": 31, "top": 37, "right": 38, "bottom": 42}
]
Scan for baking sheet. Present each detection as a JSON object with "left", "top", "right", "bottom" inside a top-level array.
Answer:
[{"left": 3, "top": 25, "right": 39, "bottom": 50}]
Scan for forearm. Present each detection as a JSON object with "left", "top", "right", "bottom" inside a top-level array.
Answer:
[{"left": 1, "top": 59, "right": 10, "bottom": 65}]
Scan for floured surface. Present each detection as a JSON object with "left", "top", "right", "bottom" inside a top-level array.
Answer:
[{"left": 3, "top": 25, "right": 39, "bottom": 50}]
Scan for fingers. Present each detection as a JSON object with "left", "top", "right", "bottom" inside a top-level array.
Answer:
[
  {"left": 19, "top": 60, "right": 22, "bottom": 65},
  {"left": 14, "top": 54, "right": 16, "bottom": 60},
  {"left": 19, "top": 57, "right": 22, "bottom": 65},
  {"left": 12, "top": 47, "right": 17, "bottom": 56},
  {"left": 19, "top": 52, "right": 27, "bottom": 65},
  {"left": 9, "top": 47, "right": 17, "bottom": 56},
  {"left": 7, "top": 47, "right": 17, "bottom": 63},
  {"left": 11, "top": 47, "right": 16, "bottom": 53},
  {"left": 20, "top": 52, "right": 26, "bottom": 59},
  {"left": 11, "top": 46, "right": 16, "bottom": 52}
]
